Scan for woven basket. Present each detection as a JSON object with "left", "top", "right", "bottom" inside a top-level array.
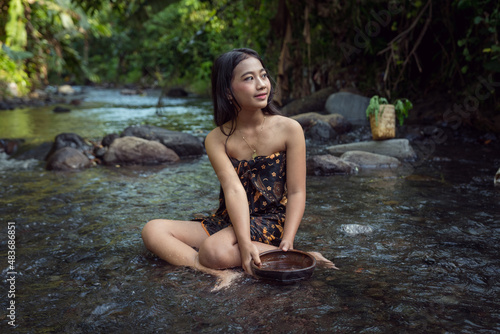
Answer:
[{"left": 369, "top": 104, "right": 396, "bottom": 141}]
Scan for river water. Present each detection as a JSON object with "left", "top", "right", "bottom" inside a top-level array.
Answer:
[{"left": 1, "top": 88, "right": 499, "bottom": 333}]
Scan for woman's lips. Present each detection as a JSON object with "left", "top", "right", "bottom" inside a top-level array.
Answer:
[{"left": 255, "top": 93, "right": 268, "bottom": 100}]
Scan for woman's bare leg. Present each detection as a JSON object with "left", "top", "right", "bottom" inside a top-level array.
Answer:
[
  {"left": 141, "top": 219, "right": 241, "bottom": 290},
  {"left": 198, "top": 226, "right": 276, "bottom": 269},
  {"left": 198, "top": 227, "right": 338, "bottom": 270}
]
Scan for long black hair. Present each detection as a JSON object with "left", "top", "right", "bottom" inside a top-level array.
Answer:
[{"left": 211, "top": 48, "right": 281, "bottom": 136}]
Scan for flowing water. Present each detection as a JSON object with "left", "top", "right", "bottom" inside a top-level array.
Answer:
[{"left": 0, "top": 88, "right": 499, "bottom": 333}]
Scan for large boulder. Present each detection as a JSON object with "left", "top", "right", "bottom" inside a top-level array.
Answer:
[
  {"left": 121, "top": 125, "right": 204, "bottom": 158},
  {"left": 325, "top": 92, "right": 370, "bottom": 125},
  {"left": 292, "top": 112, "right": 352, "bottom": 135},
  {"left": 45, "top": 133, "right": 93, "bottom": 161},
  {"left": 306, "top": 154, "right": 359, "bottom": 175},
  {"left": 103, "top": 136, "right": 180, "bottom": 165},
  {"left": 327, "top": 139, "right": 417, "bottom": 160},
  {"left": 46, "top": 147, "right": 91, "bottom": 171},
  {"left": 306, "top": 120, "right": 337, "bottom": 142},
  {"left": 281, "top": 87, "right": 336, "bottom": 116},
  {"left": 340, "top": 151, "right": 401, "bottom": 169}
]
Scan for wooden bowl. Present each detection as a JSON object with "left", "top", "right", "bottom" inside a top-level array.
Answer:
[{"left": 251, "top": 249, "right": 316, "bottom": 283}]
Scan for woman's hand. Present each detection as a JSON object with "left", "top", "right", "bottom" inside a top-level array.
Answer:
[
  {"left": 279, "top": 239, "right": 294, "bottom": 252},
  {"left": 239, "top": 242, "right": 261, "bottom": 275}
]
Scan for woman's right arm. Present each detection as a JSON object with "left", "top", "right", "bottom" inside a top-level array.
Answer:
[{"left": 204, "top": 129, "right": 261, "bottom": 274}]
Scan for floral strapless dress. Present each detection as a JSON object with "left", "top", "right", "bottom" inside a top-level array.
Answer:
[{"left": 199, "top": 151, "right": 287, "bottom": 246}]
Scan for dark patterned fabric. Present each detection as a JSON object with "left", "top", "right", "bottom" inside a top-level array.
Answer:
[{"left": 199, "top": 151, "right": 287, "bottom": 246}]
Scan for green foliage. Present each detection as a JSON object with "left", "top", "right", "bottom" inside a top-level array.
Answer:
[
  {"left": 455, "top": 0, "right": 500, "bottom": 74},
  {"left": 0, "top": 0, "right": 498, "bottom": 127},
  {"left": 5, "top": 0, "right": 27, "bottom": 50},
  {"left": 366, "top": 95, "right": 413, "bottom": 126},
  {"left": 0, "top": 44, "right": 31, "bottom": 97}
]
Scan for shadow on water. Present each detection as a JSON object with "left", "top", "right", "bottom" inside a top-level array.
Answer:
[{"left": 1, "top": 88, "right": 499, "bottom": 332}]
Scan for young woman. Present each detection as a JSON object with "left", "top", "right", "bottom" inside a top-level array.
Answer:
[{"left": 142, "top": 48, "right": 335, "bottom": 290}]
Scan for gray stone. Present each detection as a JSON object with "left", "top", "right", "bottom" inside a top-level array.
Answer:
[
  {"left": 292, "top": 112, "right": 352, "bottom": 135},
  {"left": 103, "top": 136, "right": 180, "bottom": 165},
  {"left": 45, "top": 133, "right": 93, "bottom": 161},
  {"left": 340, "top": 151, "right": 401, "bottom": 169},
  {"left": 325, "top": 92, "right": 370, "bottom": 125},
  {"left": 327, "top": 138, "right": 417, "bottom": 160},
  {"left": 281, "top": 87, "right": 336, "bottom": 116},
  {"left": 46, "top": 147, "right": 91, "bottom": 171},
  {"left": 121, "top": 125, "right": 204, "bottom": 158},
  {"left": 306, "top": 154, "right": 359, "bottom": 175},
  {"left": 307, "top": 120, "right": 337, "bottom": 142}
]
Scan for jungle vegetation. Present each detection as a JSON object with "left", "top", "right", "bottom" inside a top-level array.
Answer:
[{"left": 1, "top": 0, "right": 499, "bottom": 123}]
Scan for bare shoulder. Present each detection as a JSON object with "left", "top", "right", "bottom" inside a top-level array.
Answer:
[
  {"left": 270, "top": 115, "right": 302, "bottom": 131},
  {"left": 206, "top": 125, "right": 228, "bottom": 144}
]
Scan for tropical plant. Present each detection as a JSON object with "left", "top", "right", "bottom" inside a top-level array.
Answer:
[{"left": 366, "top": 95, "right": 413, "bottom": 126}]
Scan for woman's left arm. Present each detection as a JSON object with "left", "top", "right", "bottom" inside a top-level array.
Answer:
[{"left": 280, "top": 119, "right": 307, "bottom": 251}]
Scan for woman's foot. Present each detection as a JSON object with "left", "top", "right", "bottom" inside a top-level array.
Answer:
[
  {"left": 211, "top": 270, "right": 243, "bottom": 292},
  {"left": 309, "top": 251, "right": 339, "bottom": 270},
  {"left": 194, "top": 254, "right": 243, "bottom": 291}
]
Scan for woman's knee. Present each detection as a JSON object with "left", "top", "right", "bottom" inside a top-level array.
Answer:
[
  {"left": 198, "top": 237, "right": 235, "bottom": 269},
  {"left": 141, "top": 219, "right": 170, "bottom": 247}
]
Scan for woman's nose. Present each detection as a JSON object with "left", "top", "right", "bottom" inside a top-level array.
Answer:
[{"left": 256, "top": 77, "right": 266, "bottom": 89}]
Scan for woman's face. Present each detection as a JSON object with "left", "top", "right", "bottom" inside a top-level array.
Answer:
[{"left": 230, "top": 56, "right": 271, "bottom": 112}]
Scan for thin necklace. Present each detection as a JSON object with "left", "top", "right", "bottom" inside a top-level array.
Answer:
[{"left": 240, "top": 116, "right": 266, "bottom": 159}]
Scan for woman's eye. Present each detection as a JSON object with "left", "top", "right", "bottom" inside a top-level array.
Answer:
[
  {"left": 244, "top": 76, "right": 253, "bottom": 81},
  {"left": 262, "top": 73, "right": 268, "bottom": 78}
]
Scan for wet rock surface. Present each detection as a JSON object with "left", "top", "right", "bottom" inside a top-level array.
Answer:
[
  {"left": 340, "top": 151, "right": 401, "bottom": 169},
  {"left": 121, "top": 125, "right": 204, "bottom": 158},
  {"left": 103, "top": 136, "right": 180, "bottom": 165},
  {"left": 327, "top": 139, "right": 417, "bottom": 160},
  {"left": 46, "top": 147, "right": 92, "bottom": 171},
  {"left": 306, "top": 154, "right": 359, "bottom": 175}
]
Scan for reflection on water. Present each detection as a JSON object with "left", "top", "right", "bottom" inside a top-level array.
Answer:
[
  {"left": 0, "top": 88, "right": 213, "bottom": 143},
  {"left": 1, "top": 88, "right": 499, "bottom": 332}
]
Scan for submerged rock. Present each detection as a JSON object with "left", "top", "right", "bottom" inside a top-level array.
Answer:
[
  {"left": 327, "top": 139, "right": 417, "bottom": 160},
  {"left": 53, "top": 106, "right": 71, "bottom": 113},
  {"left": 46, "top": 147, "right": 91, "bottom": 171},
  {"left": 120, "top": 89, "right": 144, "bottom": 95},
  {"left": 103, "top": 136, "right": 180, "bottom": 165},
  {"left": 340, "top": 151, "right": 401, "bottom": 169},
  {"left": 306, "top": 154, "right": 359, "bottom": 175},
  {"left": 121, "top": 125, "right": 204, "bottom": 158}
]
